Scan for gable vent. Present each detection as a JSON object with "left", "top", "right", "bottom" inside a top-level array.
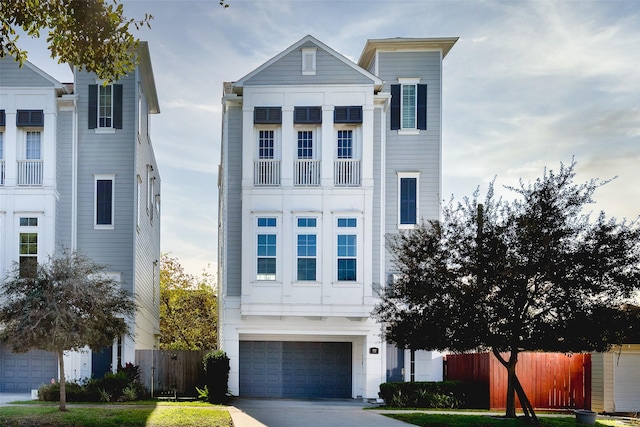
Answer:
[
  {"left": 16, "top": 110, "right": 44, "bottom": 127},
  {"left": 334, "top": 106, "right": 362, "bottom": 124},
  {"left": 254, "top": 107, "right": 282, "bottom": 124},
  {"left": 0, "top": 110, "right": 5, "bottom": 126},
  {"left": 294, "top": 106, "right": 322, "bottom": 124}
]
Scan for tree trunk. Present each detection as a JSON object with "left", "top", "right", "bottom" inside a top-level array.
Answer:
[
  {"left": 492, "top": 348, "right": 539, "bottom": 424},
  {"left": 58, "top": 350, "right": 67, "bottom": 412}
]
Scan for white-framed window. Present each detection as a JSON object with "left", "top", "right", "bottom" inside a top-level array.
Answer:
[
  {"left": 99, "top": 84, "right": 113, "bottom": 128},
  {"left": 95, "top": 174, "right": 115, "bottom": 229},
  {"left": 337, "top": 129, "right": 353, "bottom": 159},
  {"left": 301, "top": 47, "right": 317, "bottom": 75},
  {"left": 398, "top": 172, "right": 420, "bottom": 229},
  {"left": 0, "top": 131, "right": 4, "bottom": 185},
  {"left": 25, "top": 131, "right": 41, "bottom": 159},
  {"left": 391, "top": 78, "right": 427, "bottom": 132},
  {"left": 336, "top": 217, "right": 358, "bottom": 282},
  {"left": 136, "top": 174, "right": 142, "bottom": 231},
  {"left": 296, "top": 217, "right": 318, "bottom": 282},
  {"left": 18, "top": 216, "right": 39, "bottom": 278},
  {"left": 256, "top": 216, "right": 278, "bottom": 281},
  {"left": 258, "top": 128, "right": 276, "bottom": 159}
]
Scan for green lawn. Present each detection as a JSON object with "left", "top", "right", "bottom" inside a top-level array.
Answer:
[
  {"left": 0, "top": 404, "right": 232, "bottom": 427},
  {"left": 384, "top": 413, "right": 639, "bottom": 427}
]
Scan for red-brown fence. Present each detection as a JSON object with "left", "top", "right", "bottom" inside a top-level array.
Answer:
[{"left": 445, "top": 352, "right": 591, "bottom": 410}]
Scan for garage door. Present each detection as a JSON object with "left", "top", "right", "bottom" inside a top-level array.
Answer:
[
  {"left": 240, "top": 341, "right": 352, "bottom": 398},
  {"left": 0, "top": 343, "right": 58, "bottom": 392},
  {"left": 614, "top": 352, "right": 640, "bottom": 412}
]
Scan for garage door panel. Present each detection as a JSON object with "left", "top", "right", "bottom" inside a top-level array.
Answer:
[
  {"left": 0, "top": 344, "right": 57, "bottom": 392},
  {"left": 240, "top": 341, "right": 351, "bottom": 398},
  {"left": 614, "top": 353, "right": 640, "bottom": 412}
]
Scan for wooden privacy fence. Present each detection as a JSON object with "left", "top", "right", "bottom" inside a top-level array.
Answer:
[
  {"left": 136, "top": 350, "right": 209, "bottom": 397},
  {"left": 445, "top": 352, "right": 591, "bottom": 410}
]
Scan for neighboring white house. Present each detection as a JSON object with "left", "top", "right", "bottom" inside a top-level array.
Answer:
[
  {"left": 218, "top": 35, "right": 457, "bottom": 400},
  {"left": 0, "top": 43, "right": 161, "bottom": 392},
  {"left": 592, "top": 345, "right": 640, "bottom": 413}
]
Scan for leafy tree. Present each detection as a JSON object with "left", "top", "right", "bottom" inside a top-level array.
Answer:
[
  {"left": 160, "top": 254, "right": 217, "bottom": 350},
  {"left": 0, "top": 250, "right": 137, "bottom": 411},
  {"left": 374, "top": 161, "right": 640, "bottom": 422},
  {"left": 0, "top": 0, "right": 152, "bottom": 81}
]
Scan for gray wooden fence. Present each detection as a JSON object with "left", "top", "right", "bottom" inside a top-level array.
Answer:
[{"left": 136, "top": 349, "right": 209, "bottom": 397}]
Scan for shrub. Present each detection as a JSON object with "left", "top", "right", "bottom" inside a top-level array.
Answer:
[
  {"left": 379, "top": 381, "right": 488, "bottom": 409},
  {"left": 203, "top": 350, "right": 230, "bottom": 404}
]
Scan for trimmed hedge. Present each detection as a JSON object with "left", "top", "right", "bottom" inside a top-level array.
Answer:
[
  {"left": 203, "top": 350, "right": 230, "bottom": 404},
  {"left": 379, "top": 381, "right": 488, "bottom": 409}
]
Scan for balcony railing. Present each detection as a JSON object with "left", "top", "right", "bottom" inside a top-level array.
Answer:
[
  {"left": 17, "top": 160, "right": 43, "bottom": 186},
  {"left": 334, "top": 159, "right": 361, "bottom": 187},
  {"left": 0, "top": 160, "right": 4, "bottom": 185},
  {"left": 254, "top": 159, "right": 281, "bottom": 186},
  {"left": 294, "top": 159, "right": 320, "bottom": 186}
]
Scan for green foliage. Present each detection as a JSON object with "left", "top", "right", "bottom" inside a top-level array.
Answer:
[
  {"left": 0, "top": 250, "right": 138, "bottom": 411},
  {"left": 0, "top": 0, "right": 153, "bottom": 82},
  {"left": 203, "top": 350, "right": 230, "bottom": 404},
  {"left": 195, "top": 385, "right": 209, "bottom": 402},
  {"left": 38, "top": 364, "right": 148, "bottom": 403},
  {"left": 379, "top": 381, "right": 487, "bottom": 409},
  {"left": 160, "top": 254, "right": 218, "bottom": 351},
  {"left": 375, "top": 160, "right": 640, "bottom": 419}
]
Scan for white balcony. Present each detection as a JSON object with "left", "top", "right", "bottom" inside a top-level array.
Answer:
[
  {"left": 334, "top": 159, "right": 361, "bottom": 187},
  {"left": 17, "top": 160, "right": 43, "bottom": 186},
  {"left": 254, "top": 159, "right": 281, "bottom": 186},
  {"left": 294, "top": 159, "right": 320, "bottom": 186}
]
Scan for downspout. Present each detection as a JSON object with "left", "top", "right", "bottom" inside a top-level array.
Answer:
[{"left": 71, "top": 68, "right": 78, "bottom": 251}]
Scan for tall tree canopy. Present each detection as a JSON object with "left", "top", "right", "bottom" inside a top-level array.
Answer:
[
  {"left": 374, "top": 161, "right": 640, "bottom": 421},
  {"left": 0, "top": 0, "right": 152, "bottom": 81},
  {"left": 160, "top": 254, "right": 218, "bottom": 351},
  {"left": 0, "top": 251, "right": 137, "bottom": 411}
]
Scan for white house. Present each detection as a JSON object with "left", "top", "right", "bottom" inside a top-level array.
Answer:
[
  {"left": 218, "top": 35, "right": 457, "bottom": 400},
  {"left": 0, "top": 43, "right": 161, "bottom": 392}
]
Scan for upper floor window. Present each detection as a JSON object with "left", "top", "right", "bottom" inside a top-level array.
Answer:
[
  {"left": 0, "top": 132, "right": 3, "bottom": 185},
  {"left": 95, "top": 175, "right": 115, "bottom": 229},
  {"left": 337, "top": 130, "right": 353, "bottom": 159},
  {"left": 18, "top": 216, "right": 39, "bottom": 278},
  {"left": 88, "top": 84, "right": 123, "bottom": 130},
  {"left": 0, "top": 109, "right": 5, "bottom": 126},
  {"left": 391, "top": 80, "right": 427, "bottom": 131},
  {"left": 256, "top": 216, "right": 278, "bottom": 281},
  {"left": 259, "top": 130, "right": 275, "bottom": 159},
  {"left": 297, "top": 130, "right": 314, "bottom": 159},
  {"left": 398, "top": 172, "right": 420, "bottom": 228},
  {"left": 25, "top": 132, "right": 41, "bottom": 159},
  {"left": 301, "top": 47, "right": 317, "bottom": 75},
  {"left": 296, "top": 216, "right": 318, "bottom": 282},
  {"left": 336, "top": 217, "right": 357, "bottom": 282}
]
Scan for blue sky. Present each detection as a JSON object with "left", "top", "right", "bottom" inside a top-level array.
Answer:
[{"left": 21, "top": 0, "right": 640, "bottom": 275}]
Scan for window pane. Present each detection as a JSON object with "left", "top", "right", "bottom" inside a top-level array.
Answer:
[
  {"left": 96, "top": 179, "right": 113, "bottom": 225},
  {"left": 257, "top": 234, "right": 276, "bottom": 256},
  {"left": 400, "top": 177, "right": 417, "bottom": 224},
  {"left": 257, "top": 258, "right": 276, "bottom": 280},
  {"left": 297, "top": 217, "right": 317, "bottom": 228},
  {"left": 99, "top": 85, "right": 112, "bottom": 128},
  {"left": 337, "top": 259, "right": 356, "bottom": 281},
  {"left": 297, "top": 131, "right": 313, "bottom": 159},
  {"left": 337, "top": 130, "right": 353, "bottom": 159},
  {"left": 19, "top": 256, "right": 37, "bottom": 278},
  {"left": 337, "top": 218, "right": 356, "bottom": 228},
  {"left": 259, "top": 130, "right": 274, "bottom": 159},
  {"left": 402, "top": 85, "right": 416, "bottom": 129},
  {"left": 297, "top": 258, "right": 316, "bottom": 281},
  {"left": 26, "top": 132, "right": 41, "bottom": 159},
  {"left": 297, "top": 234, "right": 316, "bottom": 256},
  {"left": 337, "top": 234, "right": 356, "bottom": 257},
  {"left": 257, "top": 217, "right": 276, "bottom": 227}
]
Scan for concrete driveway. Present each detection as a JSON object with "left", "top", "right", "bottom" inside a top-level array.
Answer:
[
  {"left": 230, "top": 398, "right": 410, "bottom": 427},
  {"left": 0, "top": 393, "right": 33, "bottom": 405}
]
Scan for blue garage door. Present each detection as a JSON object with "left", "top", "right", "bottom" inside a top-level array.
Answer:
[
  {"left": 240, "top": 341, "right": 352, "bottom": 398},
  {"left": 0, "top": 343, "right": 57, "bottom": 392}
]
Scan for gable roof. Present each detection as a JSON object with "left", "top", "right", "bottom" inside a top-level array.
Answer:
[{"left": 233, "top": 35, "right": 383, "bottom": 93}]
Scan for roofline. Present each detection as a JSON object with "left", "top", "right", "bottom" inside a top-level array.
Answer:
[
  {"left": 234, "top": 35, "right": 383, "bottom": 92},
  {"left": 358, "top": 37, "right": 459, "bottom": 69},
  {"left": 136, "top": 41, "right": 160, "bottom": 114}
]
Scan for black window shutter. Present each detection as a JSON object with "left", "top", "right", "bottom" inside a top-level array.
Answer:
[
  {"left": 88, "top": 85, "right": 98, "bottom": 129},
  {"left": 294, "top": 106, "right": 322, "bottom": 124},
  {"left": 16, "top": 110, "right": 44, "bottom": 127},
  {"left": 254, "top": 107, "right": 282, "bottom": 124},
  {"left": 334, "top": 106, "right": 362, "bottom": 124},
  {"left": 0, "top": 110, "right": 5, "bottom": 126},
  {"left": 113, "top": 84, "right": 123, "bottom": 129},
  {"left": 417, "top": 84, "right": 427, "bottom": 130},
  {"left": 390, "top": 84, "right": 400, "bottom": 130}
]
